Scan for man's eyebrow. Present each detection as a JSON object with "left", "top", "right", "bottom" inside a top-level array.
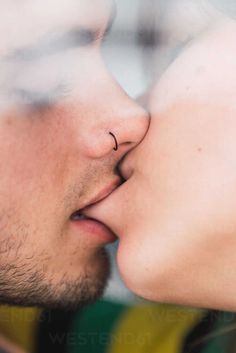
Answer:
[
  {"left": 7, "top": 3, "right": 117, "bottom": 63},
  {"left": 7, "top": 28, "right": 98, "bottom": 62}
]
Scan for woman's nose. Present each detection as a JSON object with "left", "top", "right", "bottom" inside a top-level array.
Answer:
[{"left": 79, "top": 85, "right": 150, "bottom": 160}]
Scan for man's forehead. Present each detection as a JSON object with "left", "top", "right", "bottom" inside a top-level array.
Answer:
[{"left": 0, "top": 0, "right": 115, "bottom": 54}]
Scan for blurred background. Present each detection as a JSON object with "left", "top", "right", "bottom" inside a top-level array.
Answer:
[{"left": 103, "top": 0, "right": 148, "bottom": 98}]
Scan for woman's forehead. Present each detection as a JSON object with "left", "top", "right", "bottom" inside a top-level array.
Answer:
[{"left": 150, "top": 19, "right": 236, "bottom": 113}]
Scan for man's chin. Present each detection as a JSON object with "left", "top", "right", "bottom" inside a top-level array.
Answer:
[
  {"left": 56, "top": 251, "right": 111, "bottom": 311},
  {"left": 0, "top": 248, "right": 111, "bottom": 311}
]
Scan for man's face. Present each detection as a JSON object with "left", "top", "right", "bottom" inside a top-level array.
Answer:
[{"left": 0, "top": 0, "right": 149, "bottom": 309}]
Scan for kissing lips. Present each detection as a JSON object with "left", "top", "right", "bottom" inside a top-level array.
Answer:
[
  {"left": 69, "top": 180, "right": 119, "bottom": 244},
  {"left": 70, "top": 214, "right": 116, "bottom": 244}
]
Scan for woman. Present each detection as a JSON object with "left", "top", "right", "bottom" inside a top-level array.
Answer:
[{"left": 85, "top": 0, "right": 236, "bottom": 311}]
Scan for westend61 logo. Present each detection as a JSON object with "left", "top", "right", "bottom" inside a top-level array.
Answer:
[{"left": 49, "top": 332, "right": 152, "bottom": 346}]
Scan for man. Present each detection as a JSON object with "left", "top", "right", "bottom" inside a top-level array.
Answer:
[{"left": 0, "top": 0, "right": 149, "bottom": 311}]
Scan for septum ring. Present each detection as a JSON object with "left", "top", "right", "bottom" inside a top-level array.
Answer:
[{"left": 109, "top": 132, "right": 118, "bottom": 151}]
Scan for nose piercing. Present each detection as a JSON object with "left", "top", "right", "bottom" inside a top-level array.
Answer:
[{"left": 109, "top": 132, "right": 118, "bottom": 151}]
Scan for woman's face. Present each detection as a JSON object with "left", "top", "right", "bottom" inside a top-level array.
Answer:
[{"left": 86, "top": 18, "right": 236, "bottom": 310}]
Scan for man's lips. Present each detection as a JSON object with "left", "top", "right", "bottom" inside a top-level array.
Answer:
[
  {"left": 85, "top": 179, "right": 120, "bottom": 209},
  {"left": 70, "top": 178, "right": 121, "bottom": 218},
  {"left": 69, "top": 178, "right": 120, "bottom": 244}
]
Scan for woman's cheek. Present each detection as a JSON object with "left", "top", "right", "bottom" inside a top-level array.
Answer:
[{"left": 116, "top": 215, "right": 171, "bottom": 300}]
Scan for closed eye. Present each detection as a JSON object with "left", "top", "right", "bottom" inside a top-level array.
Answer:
[
  {"left": 7, "top": 3, "right": 117, "bottom": 63},
  {"left": 13, "top": 83, "right": 72, "bottom": 111}
]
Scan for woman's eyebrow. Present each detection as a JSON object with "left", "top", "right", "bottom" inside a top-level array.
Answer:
[{"left": 103, "top": 2, "right": 117, "bottom": 39}]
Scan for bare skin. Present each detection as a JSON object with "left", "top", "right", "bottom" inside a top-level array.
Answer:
[
  {"left": 0, "top": 0, "right": 149, "bottom": 310},
  {"left": 85, "top": 17, "right": 236, "bottom": 311},
  {"left": 0, "top": 336, "right": 27, "bottom": 353}
]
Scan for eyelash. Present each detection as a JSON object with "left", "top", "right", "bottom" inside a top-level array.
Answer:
[
  {"left": 15, "top": 83, "right": 72, "bottom": 112},
  {"left": 94, "top": 31, "right": 110, "bottom": 46}
]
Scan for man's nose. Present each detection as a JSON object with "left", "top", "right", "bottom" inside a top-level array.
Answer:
[{"left": 79, "top": 85, "right": 150, "bottom": 160}]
